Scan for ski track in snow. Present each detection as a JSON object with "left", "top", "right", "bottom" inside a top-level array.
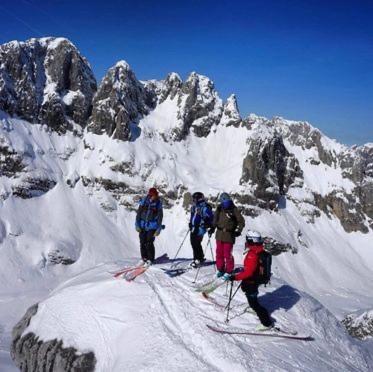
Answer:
[{"left": 22, "top": 262, "right": 370, "bottom": 372}]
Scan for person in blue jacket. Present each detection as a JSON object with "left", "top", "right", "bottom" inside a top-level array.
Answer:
[
  {"left": 189, "top": 192, "right": 214, "bottom": 268},
  {"left": 135, "top": 188, "right": 163, "bottom": 266}
]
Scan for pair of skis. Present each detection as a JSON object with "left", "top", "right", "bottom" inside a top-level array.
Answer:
[
  {"left": 206, "top": 324, "right": 314, "bottom": 341},
  {"left": 195, "top": 277, "right": 313, "bottom": 341},
  {"left": 112, "top": 264, "right": 148, "bottom": 281}
]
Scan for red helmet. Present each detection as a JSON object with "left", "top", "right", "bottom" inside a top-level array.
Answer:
[{"left": 148, "top": 187, "right": 159, "bottom": 198}]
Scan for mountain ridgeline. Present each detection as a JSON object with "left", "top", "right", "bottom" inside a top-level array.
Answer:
[{"left": 0, "top": 37, "right": 372, "bottom": 234}]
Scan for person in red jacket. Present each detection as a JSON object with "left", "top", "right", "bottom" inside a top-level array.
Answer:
[{"left": 226, "top": 230, "right": 273, "bottom": 330}]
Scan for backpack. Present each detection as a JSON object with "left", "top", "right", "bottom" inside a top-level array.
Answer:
[{"left": 256, "top": 251, "right": 272, "bottom": 286}]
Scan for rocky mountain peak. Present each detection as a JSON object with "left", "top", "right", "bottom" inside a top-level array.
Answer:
[
  {"left": 221, "top": 94, "right": 241, "bottom": 126},
  {"left": 158, "top": 72, "right": 182, "bottom": 103},
  {"left": 0, "top": 37, "right": 96, "bottom": 132},
  {"left": 87, "top": 60, "right": 155, "bottom": 140}
]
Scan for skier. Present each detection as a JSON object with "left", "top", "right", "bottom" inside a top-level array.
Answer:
[
  {"left": 189, "top": 192, "right": 213, "bottom": 268},
  {"left": 135, "top": 187, "right": 163, "bottom": 266},
  {"left": 208, "top": 192, "right": 245, "bottom": 278},
  {"left": 225, "top": 231, "right": 273, "bottom": 330}
]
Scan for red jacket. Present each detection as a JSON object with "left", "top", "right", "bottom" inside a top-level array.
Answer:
[{"left": 234, "top": 243, "right": 264, "bottom": 282}]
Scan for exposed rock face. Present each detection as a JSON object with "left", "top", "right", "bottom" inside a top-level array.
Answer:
[
  {"left": 263, "top": 237, "right": 297, "bottom": 255},
  {"left": 12, "top": 177, "right": 57, "bottom": 199},
  {"left": 158, "top": 72, "right": 182, "bottom": 104},
  {"left": 0, "top": 37, "right": 97, "bottom": 132},
  {"left": 88, "top": 61, "right": 155, "bottom": 140},
  {"left": 283, "top": 120, "right": 336, "bottom": 166},
  {"left": 220, "top": 94, "right": 241, "bottom": 127},
  {"left": 11, "top": 304, "right": 96, "bottom": 371},
  {"left": 314, "top": 191, "right": 368, "bottom": 233},
  {"left": 340, "top": 144, "right": 373, "bottom": 220},
  {"left": 177, "top": 72, "right": 223, "bottom": 139},
  {"left": 0, "top": 143, "right": 25, "bottom": 177},
  {"left": 241, "top": 132, "right": 303, "bottom": 203},
  {"left": 342, "top": 310, "right": 373, "bottom": 340}
]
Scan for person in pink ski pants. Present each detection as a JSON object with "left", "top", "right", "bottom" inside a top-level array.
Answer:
[{"left": 208, "top": 192, "right": 245, "bottom": 279}]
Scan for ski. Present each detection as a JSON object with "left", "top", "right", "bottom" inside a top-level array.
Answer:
[
  {"left": 162, "top": 267, "right": 191, "bottom": 278},
  {"left": 195, "top": 277, "right": 226, "bottom": 294},
  {"left": 201, "top": 293, "right": 254, "bottom": 315},
  {"left": 123, "top": 266, "right": 148, "bottom": 281},
  {"left": 201, "top": 292, "right": 225, "bottom": 309},
  {"left": 113, "top": 264, "right": 143, "bottom": 279},
  {"left": 206, "top": 324, "right": 313, "bottom": 341},
  {"left": 170, "top": 259, "right": 193, "bottom": 271}
]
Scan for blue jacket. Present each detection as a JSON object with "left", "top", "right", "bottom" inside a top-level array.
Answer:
[
  {"left": 190, "top": 201, "right": 213, "bottom": 236},
  {"left": 136, "top": 196, "right": 163, "bottom": 232}
]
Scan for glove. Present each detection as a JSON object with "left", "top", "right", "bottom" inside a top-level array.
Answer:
[
  {"left": 208, "top": 228, "right": 215, "bottom": 237},
  {"left": 188, "top": 222, "right": 193, "bottom": 231},
  {"left": 234, "top": 230, "right": 241, "bottom": 237},
  {"left": 136, "top": 226, "right": 141, "bottom": 233},
  {"left": 222, "top": 273, "right": 233, "bottom": 281},
  {"left": 154, "top": 229, "right": 160, "bottom": 237}
]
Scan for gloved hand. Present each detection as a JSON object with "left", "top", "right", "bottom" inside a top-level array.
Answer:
[
  {"left": 154, "top": 229, "right": 161, "bottom": 237},
  {"left": 224, "top": 273, "right": 235, "bottom": 281},
  {"left": 222, "top": 273, "right": 233, "bottom": 281},
  {"left": 136, "top": 226, "right": 141, "bottom": 233},
  {"left": 234, "top": 230, "right": 241, "bottom": 237},
  {"left": 208, "top": 227, "right": 215, "bottom": 237},
  {"left": 188, "top": 222, "right": 193, "bottom": 231}
]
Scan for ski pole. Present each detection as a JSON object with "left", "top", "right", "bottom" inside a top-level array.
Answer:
[
  {"left": 192, "top": 237, "right": 211, "bottom": 283},
  {"left": 209, "top": 239, "right": 216, "bottom": 271},
  {"left": 225, "top": 281, "right": 234, "bottom": 323},
  {"left": 172, "top": 230, "right": 190, "bottom": 262},
  {"left": 224, "top": 282, "right": 242, "bottom": 310}
]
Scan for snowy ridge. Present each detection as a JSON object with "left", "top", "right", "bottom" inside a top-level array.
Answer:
[{"left": 24, "top": 262, "right": 368, "bottom": 372}]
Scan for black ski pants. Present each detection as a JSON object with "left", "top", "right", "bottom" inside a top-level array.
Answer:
[
  {"left": 139, "top": 230, "right": 156, "bottom": 262},
  {"left": 241, "top": 282, "right": 272, "bottom": 327},
  {"left": 190, "top": 232, "right": 205, "bottom": 261}
]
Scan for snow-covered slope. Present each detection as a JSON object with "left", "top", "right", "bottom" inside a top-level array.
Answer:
[
  {"left": 0, "top": 36, "right": 373, "bottom": 370},
  {"left": 17, "top": 263, "right": 369, "bottom": 372}
]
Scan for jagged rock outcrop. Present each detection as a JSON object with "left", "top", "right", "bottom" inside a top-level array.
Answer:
[
  {"left": 11, "top": 304, "right": 96, "bottom": 371},
  {"left": 282, "top": 119, "right": 337, "bottom": 166},
  {"left": 340, "top": 144, "right": 373, "bottom": 220},
  {"left": 241, "top": 131, "right": 303, "bottom": 203},
  {"left": 12, "top": 176, "right": 57, "bottom": 199},
  {"left": 263, "top": 236, "right": 298, "bottom": 255},
  {"left": 88, "top": 61, "right": 155, "bottom": 140},
  {"left": 158, "top": 72, "right": 182, "bottom": 104},
  {"left": 0, "top": 37, "right": 97, "bottom": 132},
  {"left": 220, "top": 94, "right": 241, "bottom": 127},
  {"left": 342, "top": 310, "right": 373, "bottom": 340},
  {"left": 177, "top": 72, "right": 223, "bottom": 138},
  {"left": 0, "top": 143, "right": 25, "bottom": 177},
  {"left": 314, "top": 191, "right": 369, "bottom": 233}
]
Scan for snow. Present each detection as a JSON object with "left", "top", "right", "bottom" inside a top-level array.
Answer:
[
  {"left": 26, "top": 263, "right": 369, "bottom": 372},
  {"left": 114, "top": 60, "right": 131, "bottom": 70},
  {"left": 62, "top": 90, "right": 82, "bottom": 105},
  {"left": 0, "top": 110, "right": 373, "bottom": 369}
]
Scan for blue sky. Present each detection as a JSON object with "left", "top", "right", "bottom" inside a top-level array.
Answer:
[{"left": 0, "top": 0, "right": 372, "bottom": 145}]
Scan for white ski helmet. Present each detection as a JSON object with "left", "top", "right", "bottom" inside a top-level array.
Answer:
[{"left": 245, "top": 230, "right": 262, "bottom": 244}]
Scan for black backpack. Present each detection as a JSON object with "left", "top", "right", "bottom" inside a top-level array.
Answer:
[{"left": 256, "top": 251, "right": 272, "bottom": 285}]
